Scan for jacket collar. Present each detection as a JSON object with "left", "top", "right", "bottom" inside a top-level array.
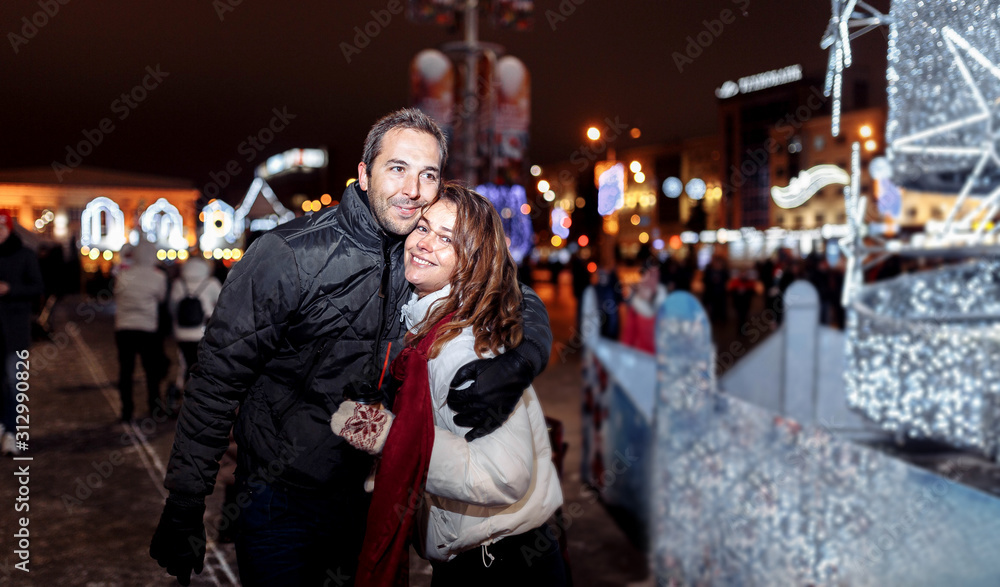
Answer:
[
  {"left": 400, "top": 284, "right": 451, "bottom": 331},
  {"left": 339, "top": 179, "right": 401, "bottom": 252}
]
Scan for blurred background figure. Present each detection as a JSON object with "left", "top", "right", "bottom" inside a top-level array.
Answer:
[
  {"left": 727, "top": 268, "right": 759, "bottom": 329},
  {"left": 756, "top": 254, "right": 777, "bottom": 319},
  {"left": 570, "top": 252, "right": 593, "bottom": 329},
  {"left": 776, "top": 259, "right": 804, "bottom": 325},
  {"left": 167, "top": 257, "right": 222, "bottom": 414},
  {"left": 594, "top": 266, "right": 623, "bottom": 340},
  {"left": 0, "top": 214, "right": 43, "bottom": 456},
  {"left": 701, "top": 254, "right": 730, "bottom": 323},
  {"left": 622, "top": 260, "right": 668, "bottom": 354},
  {"left": 113, "top": 241, "right": 168, "bottom": 421}
]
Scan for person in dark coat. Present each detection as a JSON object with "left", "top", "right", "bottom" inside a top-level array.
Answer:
[
  {"left": 150, "top": 109, "right": 554, "bottom": 586},
  {"left": 0, "top": 214, "right": 44, "bottom": 456},
  {"left": 570, "top": 252, "right": 592, "bottom": 328},
  {"left": 727, "top": 269, "right": 758, "bottom": 329},
  {"left": 702, "top": 255, "right": 730, "bottom": 323},
  {"left": 594, "top": 266, "right": 623, "bottom": 339}
]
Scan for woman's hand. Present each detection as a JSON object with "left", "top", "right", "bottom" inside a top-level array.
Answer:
[{"left": 330, "top": 400, "right": 394, "bottom": 455}]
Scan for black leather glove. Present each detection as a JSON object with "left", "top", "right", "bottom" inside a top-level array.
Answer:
[
  {"left": 448, "top": 342, "right": 538, "bottom": 440},
  {"left": 149, "top": 494, "right": 207, "bottom": 586},
  {"left": 448, "top": 285, "right": 552, "bottom": 441}
]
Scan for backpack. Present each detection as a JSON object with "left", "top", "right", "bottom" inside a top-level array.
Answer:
[{"left": 176, "top": 279, "right": 210, "bottom": 327}]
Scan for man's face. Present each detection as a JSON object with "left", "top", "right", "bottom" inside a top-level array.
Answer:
[{"left": 358, "top": 128, "right": 441, "bottom": 236}]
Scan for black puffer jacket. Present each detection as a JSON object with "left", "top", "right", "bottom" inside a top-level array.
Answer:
[{"left": 165, "top": 182, "right": 411, "bottom": 496}]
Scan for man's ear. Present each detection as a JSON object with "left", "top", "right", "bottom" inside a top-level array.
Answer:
[{"left": 357, "top": 163, "right": 368, "bottom": 191}]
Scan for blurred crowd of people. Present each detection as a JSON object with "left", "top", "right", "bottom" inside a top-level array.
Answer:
[
  {"left": 111, "top": 241, "right": 224, "bottom": 422},
  {"left": 565, "top": 248, "right": 850, "bottom": 356}
]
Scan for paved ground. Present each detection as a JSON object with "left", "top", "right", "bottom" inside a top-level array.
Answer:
[{"left": 0, "top": 274, "right": 651, "bottom": 586}]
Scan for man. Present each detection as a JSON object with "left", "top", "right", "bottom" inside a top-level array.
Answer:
[
  {"left": 0, "top": 213, "right": 44, "bottom": 456},
  {"left": 150, "top": 109, "right": 552, "bottom": 586}
]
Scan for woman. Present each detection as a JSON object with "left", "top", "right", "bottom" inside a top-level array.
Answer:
[
  {"left": 331, "top": 183, "right": 566, "bottom": 586},
  {"left": 621, "top": 259, "right": 668, "bottom": 354},
  {"left": 167, "top": 257, "right": 222, "bottom": 412}
]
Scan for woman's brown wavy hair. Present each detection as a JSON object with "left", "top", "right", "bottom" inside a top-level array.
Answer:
[{"left": 409, "top": 182, "right": 524, "bottom": 359}]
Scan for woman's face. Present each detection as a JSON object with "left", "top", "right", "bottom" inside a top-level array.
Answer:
[{"left": 404, "top": 200, "right": 459, "bottom": 297}]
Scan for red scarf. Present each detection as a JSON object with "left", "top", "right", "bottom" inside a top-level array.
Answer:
[{"left": 355, "top": 314, "right": 452, "bottom": 586}]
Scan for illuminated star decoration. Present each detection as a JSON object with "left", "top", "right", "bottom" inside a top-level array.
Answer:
[
  {"left": 821, "top": 0, "right": 891, "bottom": 137},
  {"left": 891, "top": 26, "right": 1000, "bottom": 241}
]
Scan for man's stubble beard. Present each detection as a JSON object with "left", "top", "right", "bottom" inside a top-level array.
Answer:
[{"left": 367, "top": 176, "right": 423, "bottom": 237}]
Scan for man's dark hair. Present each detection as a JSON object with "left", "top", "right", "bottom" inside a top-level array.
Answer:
[{"left": 362, "top": 108, "right": 448, "bottom": 179}]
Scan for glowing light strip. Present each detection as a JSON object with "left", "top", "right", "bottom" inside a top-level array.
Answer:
[
  {"left": 822, "top": 0, "right": 890, "bottom": 137},
  {"left": 942, "top": 26, "right": 1000, "bottom": 82},
  {"left": 942, "top": 151, "right": 991, "bottom": 234},
  {"left": 892, "top": 145, "right": 987, "bottom": 156},
  {"left": 771, "top": 165, "right": 850, "bottom": 209},
  {"left": 840, "top": 0, "right": 858, "bottom": 67},
  {"left": 943, "top": 30, "right": 991, "bottom": 114},
  {"left": 840, "top": 142, "right": 863, "bottom": 306},
  {"left": 81, "top": 197, "right": 127, "bottom": 250},
  {"left": 891, "top": 112, "right": 988, "bottom": 147},
  {"left": 962, "top": 184, "right": 1000, "bottom": 228},
  {"left": 833, "top": 46, "right": 844, "bottom": 136},
  {"left": 975, "top": 202, "right": 999, "bottom": 236},
  {"left": 234, "top": 178, "right": 296, "bottom": 234},
  {"left": 139, "top": 198, "right": 186, "bottom": 249},
  {"left": 256, "top": 148, "right": 328, "bottom": 179}
]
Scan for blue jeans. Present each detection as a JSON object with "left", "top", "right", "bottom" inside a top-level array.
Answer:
[{"left": 234, "top": 479, "right": 371, "bottom": 587}]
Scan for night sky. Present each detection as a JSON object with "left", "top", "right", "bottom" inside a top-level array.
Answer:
[{"left": 2, "top": 0, "right": 888, "bottom": 194}]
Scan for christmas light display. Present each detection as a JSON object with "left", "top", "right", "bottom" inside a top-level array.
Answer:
[
  {"left": 80, "top": 197, "right": 127, "bottom": 251},
  {"left": 597, "top": 163, "right": 625, "bottom": 215},
  {"left": 887, "top": 4, "right": 1000, "bottom": 241},
  {"left": 139, "top": 198, "right": 188, "bottom": 250},
  {"left": 821, "top": 0, "right": 891, "bottom": 136},
  {"left": 199, "top": 198, "right": 238, "bottom": 253},
  {"left": 771, "top": 164, "right": 851, "bottom": 209},
  {"left": 837, "top": 0, "right": 1000, "bottom": 457},
  {"left": 475, "top": 183, "right": 533, "bottom": 263},
  {"left": 234, "top": 178, "right": 295, "bottom": 234},
  {"left": 846, "top": 260, "right": 1000, "bottom": 456}
]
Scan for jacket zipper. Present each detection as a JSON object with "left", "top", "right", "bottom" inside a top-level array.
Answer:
[{"left": 369, "top": 239, "right": 393, "bottom": 403}]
